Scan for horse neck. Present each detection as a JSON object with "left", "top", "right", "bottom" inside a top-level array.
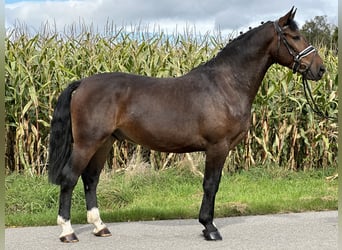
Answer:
[{"left": 205, "top": 22, "right": 276, "bottom": 102}]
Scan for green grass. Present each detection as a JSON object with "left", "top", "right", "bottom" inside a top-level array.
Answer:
[{"left": 5, "top": 166, "right": 337, "bottom": 227}]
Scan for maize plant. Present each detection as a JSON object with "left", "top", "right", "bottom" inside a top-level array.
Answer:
[{"left": 5, "top": 23, "right": 338, "bottom": 175}]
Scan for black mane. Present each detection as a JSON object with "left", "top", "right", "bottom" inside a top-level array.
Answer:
[
  {"left": 227, "top": 21, "right": 272, "bottom": 45},
  {"left": 201, "top": 18, "right": 299, "bottom": 69},
  {"left": 202, "top": 21, "right": 272, "bottom": 67}
]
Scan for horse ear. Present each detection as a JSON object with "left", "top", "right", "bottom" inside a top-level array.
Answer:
[{"left": 278, "top": 6, "right": 297, "bottom": 27}]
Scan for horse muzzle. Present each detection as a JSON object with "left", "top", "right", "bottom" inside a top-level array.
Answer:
[{"left": 300, "top": 63, "right": 325, "bottom": 81}]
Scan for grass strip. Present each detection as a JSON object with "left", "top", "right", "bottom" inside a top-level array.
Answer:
[{"left": 5, "top": 166, "right": 337, "bottom": 227}]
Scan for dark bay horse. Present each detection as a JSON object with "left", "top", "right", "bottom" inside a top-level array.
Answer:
[{"left": 48, "top": 7, "right": 325, "bottom": 243}]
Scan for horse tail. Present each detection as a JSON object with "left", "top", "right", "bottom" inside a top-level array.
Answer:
[{"left": 48, "top": 80, "right": 81, "bottom": 185}]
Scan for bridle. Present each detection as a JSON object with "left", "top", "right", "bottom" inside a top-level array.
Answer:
[
  {"left": 273, "top": 21, "right": 337, "bottom": 122},
  {"left": 273, "top": 21, "right": 316, "bottom": 75}
]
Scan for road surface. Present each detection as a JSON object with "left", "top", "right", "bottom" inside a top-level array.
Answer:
[{"left": 5, "top": 211, "right": 337, "bottom": 250}]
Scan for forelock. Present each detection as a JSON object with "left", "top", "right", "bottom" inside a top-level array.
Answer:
[{"left": 288, "top": 19, "right": 299, "bottom": 31}]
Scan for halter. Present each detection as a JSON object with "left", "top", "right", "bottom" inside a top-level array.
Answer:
[{"left": 274, "top": 21, "right": 316, "bottom": 75}]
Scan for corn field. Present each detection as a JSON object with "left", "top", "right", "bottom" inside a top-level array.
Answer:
[{"left": 5, "top": 23, "right": 338, "bottom": 175}]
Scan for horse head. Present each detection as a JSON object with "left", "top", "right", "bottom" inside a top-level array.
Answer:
[{"left": 272, "top": 7, "right": 325, "bottom": 80}]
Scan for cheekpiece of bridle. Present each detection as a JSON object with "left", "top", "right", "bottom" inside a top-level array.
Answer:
[{"left": 274, "top": 21, "right": 316, "bottom": 75}]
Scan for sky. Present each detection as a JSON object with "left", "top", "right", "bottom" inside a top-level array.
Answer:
[{"left": 5, "top": 0, "right": 338, "bottom": 35}]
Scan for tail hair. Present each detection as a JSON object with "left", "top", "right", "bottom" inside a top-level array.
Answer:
[{"left": 48, "top": 80, "right": 81, "bottom": 185}]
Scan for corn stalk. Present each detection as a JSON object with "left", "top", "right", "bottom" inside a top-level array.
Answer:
[{"left": 5, "top": 23, "right": 338, "bottom": 174}]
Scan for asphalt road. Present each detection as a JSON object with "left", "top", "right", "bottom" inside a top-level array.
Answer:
[{"left": 5, "top": 211, "right": 337, "bottom": 250}]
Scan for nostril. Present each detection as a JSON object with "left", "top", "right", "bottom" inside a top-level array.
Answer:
[{"left": 319, "top": 65, "right": 326, "bottom": 76}]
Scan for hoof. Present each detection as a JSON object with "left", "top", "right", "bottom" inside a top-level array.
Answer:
[
  {"left": 203, "top": 229, "right": 223, "bottom": 241},
  {"left": 94, "top": 227, "right": 112, "bottom": 237},
  {"left": 59, "top": 233, "right": 79, "bottom": 243}
]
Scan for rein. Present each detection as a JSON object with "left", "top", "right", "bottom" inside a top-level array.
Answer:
[
  {"left": 274, "top": 21, "right": 337, "bottom": 122},
  {"left": 301, "top": 76, "right": 337, "bottom": 122}
]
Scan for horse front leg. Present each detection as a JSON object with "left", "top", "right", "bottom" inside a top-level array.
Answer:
[{"left": 199, "top": 142, "right": 229, "bottom": 241}]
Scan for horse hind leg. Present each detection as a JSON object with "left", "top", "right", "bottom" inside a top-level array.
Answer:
[
  {"left": 82, "top": 138, "right": 114, "bottom": 237},
  {"left": 57, "top": 143, "right": 101, "bottom": 242},
  {"left": 57, "top": 158, "right": 82, "bottom": 242}
]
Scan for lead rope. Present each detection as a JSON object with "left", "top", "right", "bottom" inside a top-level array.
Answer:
[{"left": 301, "top": 75, "right": 337, "bottom": 122}]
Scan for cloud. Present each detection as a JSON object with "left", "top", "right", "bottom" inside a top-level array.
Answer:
[{"left": 5, "top": 0, "right": 338, "bottom": 35}]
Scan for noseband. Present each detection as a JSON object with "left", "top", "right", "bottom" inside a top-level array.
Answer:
[{"left": 274, "top": 21, "right": 316, "bottom": 75}]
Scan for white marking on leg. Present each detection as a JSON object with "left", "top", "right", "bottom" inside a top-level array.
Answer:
[
  {"left": 87, "top": 207, "right": 107, "bottom": 234},
  {"left": 57, "top": 215, "right": 74, "bottom": 237}
]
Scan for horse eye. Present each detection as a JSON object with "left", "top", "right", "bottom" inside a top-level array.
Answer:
[{"left": 292, "top": 35, "right": 301, "bottom": 41}]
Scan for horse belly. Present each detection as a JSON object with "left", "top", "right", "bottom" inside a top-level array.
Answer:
[
  {"left": 116, "top": 123, "right": 207, "bottom": 153},
  {"left": 116, "top": 106, "right": 207, "bottom": 153}
]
